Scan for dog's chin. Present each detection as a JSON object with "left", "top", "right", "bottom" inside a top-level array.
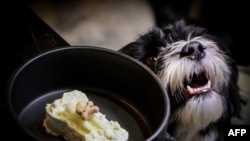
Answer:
[{"left": 171, "top": 90, "right": 225, "bottom": 129}]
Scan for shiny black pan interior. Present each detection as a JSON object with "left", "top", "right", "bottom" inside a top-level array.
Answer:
[{"left": 8, "top": 46, "right": 170, "bottom": 141}]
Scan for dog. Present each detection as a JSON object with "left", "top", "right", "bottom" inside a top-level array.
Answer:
[{"left": 119, "top": 20, "right": 242, "bottom": 141}]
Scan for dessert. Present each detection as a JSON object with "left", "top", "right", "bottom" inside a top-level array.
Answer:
[{"left": 43, "top": 90, "right": 129, "bottom": 141}]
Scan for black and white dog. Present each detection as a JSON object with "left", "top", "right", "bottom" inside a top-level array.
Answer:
[{"left": 119, "top": 20, "right": 242, "bottom": 141}]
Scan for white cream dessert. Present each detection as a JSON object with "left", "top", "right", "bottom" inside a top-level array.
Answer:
[{"left": 43, "top": 90, "right": 129, "bottom": 141}]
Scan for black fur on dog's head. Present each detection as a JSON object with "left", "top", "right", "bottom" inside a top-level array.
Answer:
[{"left": 119, "top": 19, "right": 242, "bottom": 141}]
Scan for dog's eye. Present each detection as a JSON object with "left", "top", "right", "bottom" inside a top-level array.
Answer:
[{"left": 146, "top": 57, "right": 156, "bottom": 69}]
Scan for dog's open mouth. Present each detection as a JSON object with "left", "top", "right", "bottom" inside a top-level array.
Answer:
[{"left": 184, "top": 73, "right": 211, "bottom": 99}]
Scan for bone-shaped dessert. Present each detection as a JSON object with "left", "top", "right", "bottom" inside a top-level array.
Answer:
[{"left": 43, "top": 90, "right": 129, "bottom": 141}]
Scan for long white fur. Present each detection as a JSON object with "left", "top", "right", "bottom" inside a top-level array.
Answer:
[
  {"left": 156, "top": 35, "right": 231, "bottom": 141},
  {"left": 157, "top": 36, "right": 231, "bottom": 96}
]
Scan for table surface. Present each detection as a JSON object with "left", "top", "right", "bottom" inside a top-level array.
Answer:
[{"left": 1, "top": 4, "right": 70, "bottom": 140}]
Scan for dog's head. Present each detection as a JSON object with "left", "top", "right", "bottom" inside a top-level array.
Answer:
[{"left": 119, "top": 20, "right": 241, "bottom": 128}]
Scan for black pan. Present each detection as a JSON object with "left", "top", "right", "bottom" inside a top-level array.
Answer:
[{"left": 7, "top": 46, "right": 170, "bottom": 141}]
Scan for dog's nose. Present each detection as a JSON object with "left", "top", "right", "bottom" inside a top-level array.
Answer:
[{"left": 181, "top": 41, "right": 205, "bottom": 60}]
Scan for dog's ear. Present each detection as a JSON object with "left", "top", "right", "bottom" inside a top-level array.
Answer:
[
  {"left": 227, "top": 59, "right": 247, "bottom": 120},
  {"left": 118, "top": 42, "right": 147, "bottom": 63},
  {"left": 119, "top": 27, "right": 166, "bottom": 70},
  {"left": 213, "top": 36, "right": 246, "bottom": 121}
]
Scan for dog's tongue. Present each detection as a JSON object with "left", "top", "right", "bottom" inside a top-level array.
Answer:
[{"left": 184, "top": 80, "right": 211, "bottom": 100}]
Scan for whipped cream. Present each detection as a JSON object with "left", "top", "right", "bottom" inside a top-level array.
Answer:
[{"left": 43, "top": 90, "right": 129, "bottom": 141}]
